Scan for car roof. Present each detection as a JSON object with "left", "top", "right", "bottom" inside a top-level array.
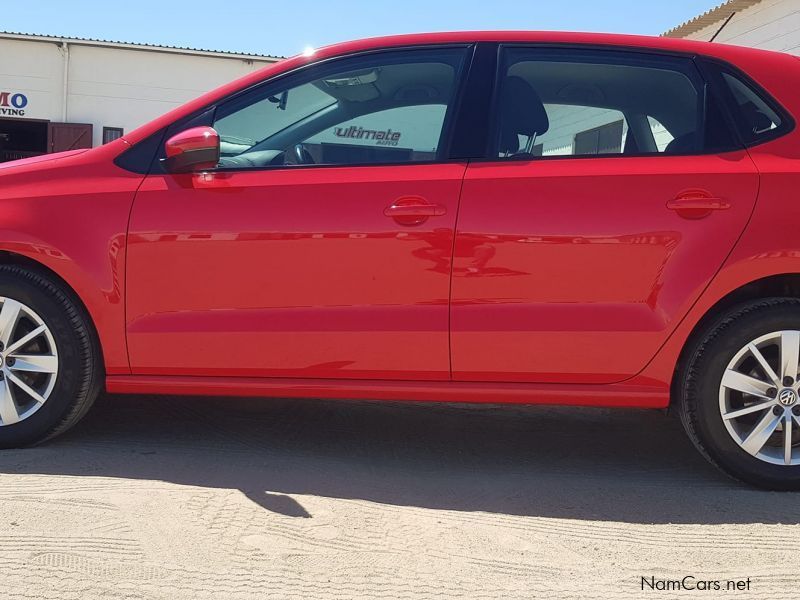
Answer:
[
  {"left": 116, "top": 31, "right": 799, "bottom": 149},
  {"left": 320, "top": 30, "right": 763, "bottom": 57}
]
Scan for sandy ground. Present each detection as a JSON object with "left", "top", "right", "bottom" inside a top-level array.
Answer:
[{"left": 0, "top": 394, "right": 798, "bottom": 599}]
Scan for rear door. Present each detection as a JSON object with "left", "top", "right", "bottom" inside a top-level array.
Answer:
[{"left": 451, "top": 47, "right": 760, "bottom": 384}]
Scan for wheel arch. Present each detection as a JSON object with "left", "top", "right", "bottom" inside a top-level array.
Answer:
[
  {"left": 0, "top": 250, "right": 106, "bottom": 374},
  {"left": 670, "top": 273, "right": 800, "bottom": 407}
]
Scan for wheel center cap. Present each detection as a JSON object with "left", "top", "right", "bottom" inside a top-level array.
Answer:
[{"left": 779, "top": 388, "right": 797, "bottom": 406}]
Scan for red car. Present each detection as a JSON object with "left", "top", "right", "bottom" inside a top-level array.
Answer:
[{"left": 1, "top": 31, "right": 800, "bottom": 488}]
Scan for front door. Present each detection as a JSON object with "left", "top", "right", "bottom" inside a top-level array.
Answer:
[
  {"left": 126, "top": 47, "right": 470, "bottom": 380},
  {"left": 451, "top": 47, "right": 760, "bottom": 384}
]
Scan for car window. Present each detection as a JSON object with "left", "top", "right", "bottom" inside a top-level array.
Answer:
[
  {"left": 493, "top": 49, "right": 711, "bottom": 159},
  {"left": 212, "top": 49, "right": 467, "bottom": 169},
  {"left": 648, "top": 116, "right": 675, "bottom": 152},
  {"left": 303, "top": 104, "right": 447, "bottom": 163},
  {"left": 530, "top": 104, "right": 626, "bottom": 156},
  {"left": 215, "top": 84, "right": 336, "bottom": 155},
  {"left": 719, "top": 71, "right": 783, "bottom": 144}
]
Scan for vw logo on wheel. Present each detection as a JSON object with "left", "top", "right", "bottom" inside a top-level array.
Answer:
[{"left": 779, "top": 388, "right": 798, "bottom": 406}]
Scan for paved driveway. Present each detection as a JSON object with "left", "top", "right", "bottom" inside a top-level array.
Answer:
[{"left": 0, "top": 394, "right": 797, "bottom": 599}]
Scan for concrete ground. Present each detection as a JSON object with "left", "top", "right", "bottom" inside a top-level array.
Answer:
[{"left": 0, "top": 394, "right": 798, "bottom": 599}]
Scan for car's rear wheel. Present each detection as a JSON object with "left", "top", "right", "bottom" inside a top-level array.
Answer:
[
  {"left": 0, "top": 265, "right": 101, "bottom": 447},
  {"left": 679, "top": 298, "right": 800, "bottom": 489}
]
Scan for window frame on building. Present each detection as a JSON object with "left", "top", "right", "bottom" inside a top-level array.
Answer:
[{"left": 102, "top": 127, "right": 124, "bottom": 144}]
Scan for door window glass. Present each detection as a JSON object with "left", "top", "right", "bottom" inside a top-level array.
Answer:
[
  {"left": 215, "top": 84, "right": 336, "bottom": 155},
  {"left": 304, "top": 104, "right": 447, "bottom": 163},
  {"left": 213, "top": 49, "right": 467, "bottom": 168},
  {"left": 514, "top": 104, "right": 627, "bottom": 156},
  {"left": 493, "top": 49, "right": 719, "bottom": 158}
]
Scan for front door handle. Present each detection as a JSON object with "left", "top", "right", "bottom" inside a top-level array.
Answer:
[
  {"left": 384, "top": 204, "right": 447, "bottom": 218},
  {"left": 384, "top": 196, "right": 446, "bottom": 226},
  {"left": 667, "top": 190, "right": 730, "bottom": 219}
]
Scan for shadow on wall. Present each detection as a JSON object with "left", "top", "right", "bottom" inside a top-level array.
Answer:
[{"left": 0, "top": 393, "right": 796, "bottom": 526}]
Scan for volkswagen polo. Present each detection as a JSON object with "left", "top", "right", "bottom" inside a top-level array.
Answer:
[{"left": 1, "top": 31, "right": 800, "bottom": 489}]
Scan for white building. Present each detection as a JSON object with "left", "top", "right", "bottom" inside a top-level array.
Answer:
[
  {"left": 0, "top": 32, "right": 279, "bottom": 162},
  {"left": 665, "top": 0, "right": 800, "bottom": 50}
]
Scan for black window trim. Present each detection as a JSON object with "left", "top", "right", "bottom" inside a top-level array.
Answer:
[
  {"left": 115, "top": 41, "right": 795, "bottom": 174},
  {"left": 472, "top": 43, "right": 743, "bottom": 164},
  {"left": 448, "top": 42, "right": 498, "bottom": 160}
]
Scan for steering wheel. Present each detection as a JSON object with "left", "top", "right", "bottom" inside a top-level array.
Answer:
[{"left": 293, "top": 143, "right": 315, "bottom": 165}]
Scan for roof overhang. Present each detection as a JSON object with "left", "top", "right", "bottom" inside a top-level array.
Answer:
[
  {"left": 0, "top": 31, "right": 282, "bottom": 61},
  {"left": 663, "top": 0, "right": 763, "bottom": 38}
]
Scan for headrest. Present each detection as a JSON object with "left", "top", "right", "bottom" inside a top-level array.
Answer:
[
  {"left": 500, "top": 76, "right": 549, "bottom": 140},
  {"left": 664, "top": 133, "right": 697, "bottom": 154}
]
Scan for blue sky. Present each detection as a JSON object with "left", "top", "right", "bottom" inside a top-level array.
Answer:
[{"left": 3, "top": 1, "right": 718, "bottom": 58}]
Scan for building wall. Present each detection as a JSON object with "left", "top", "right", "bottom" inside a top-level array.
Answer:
[
  {"left": 683, "top": 0, "right": 800, "bottom": 52},
  {"left": 0, "top": 36, "right": 277, "bottom": 147},
  {"left": 0, "top": 38, "right": 65, "bottom": 122}
]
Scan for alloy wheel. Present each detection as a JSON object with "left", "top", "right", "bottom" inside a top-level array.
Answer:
[
  {"left": 719, "top": 331, "right": 800, "bottom": 466},
  {"left": 0, "top": 296, "right": 59, "bottom": 426}
]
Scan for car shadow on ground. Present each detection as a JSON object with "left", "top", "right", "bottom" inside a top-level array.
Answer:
[{"left": 0, "top": 393, "right": 797, "bottom": 525}]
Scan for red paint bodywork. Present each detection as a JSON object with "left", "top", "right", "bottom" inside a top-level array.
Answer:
[
  {"left": 2, "top": 31, "right": 800, "bottom": 408},
  {"left": 163, "top": 126, "right": 221, "bottom": 172},
  {"left": 126, "top": 163, "right": 465, "bottom": 380}
]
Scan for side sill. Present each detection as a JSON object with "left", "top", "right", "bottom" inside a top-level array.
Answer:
[{"left": 105, "top": 375, "right": 670, "bottom": 408}]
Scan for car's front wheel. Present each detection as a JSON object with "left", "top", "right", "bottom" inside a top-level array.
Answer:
[
  {"left": 679, "top": 298, "right": 800, "bottom": 489},
  {"left": 0, "top": 265, "right": 101, "bottom": 447}
]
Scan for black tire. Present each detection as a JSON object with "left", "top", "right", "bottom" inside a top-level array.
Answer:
[
  {"left": 678, "top": 297, "right": 800, "bottom": 490},
  {"left": 0, "top": 264, "right": 102, "bottom": 448}
]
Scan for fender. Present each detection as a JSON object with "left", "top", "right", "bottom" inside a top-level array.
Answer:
[
  {"left": 0, "top": 234, "right": 127, "bottom": 374},
  {"left": 0, "top": 145, "right": 143, "bottom": 374}
]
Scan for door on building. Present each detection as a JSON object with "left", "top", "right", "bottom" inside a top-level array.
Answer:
[
  {"left": 450, "top": 47, "right": 760, "bottom": 384},
  {"left": 126, "top": 46, "right": 470, "bottom": 380},
  {"left": 0, "top": 118, "right": 48, "bottom": 162},
  {"left": 47, "top": 122, "right": 93, "bottom": 153},
  {"left": 0, "top": 119, "right": 92, "bottom": 162}
]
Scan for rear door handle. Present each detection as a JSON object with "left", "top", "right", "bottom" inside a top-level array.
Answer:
[
  {"left": 667, "top": 191, "right": 730, "bottom": 219},
  {"left": 667, "top": 197, "right": 730, "bottom": 210}
]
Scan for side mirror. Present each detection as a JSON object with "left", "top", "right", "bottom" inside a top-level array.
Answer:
[{"left": 163, "top": 126, "right": 220, "bottom": 173}]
